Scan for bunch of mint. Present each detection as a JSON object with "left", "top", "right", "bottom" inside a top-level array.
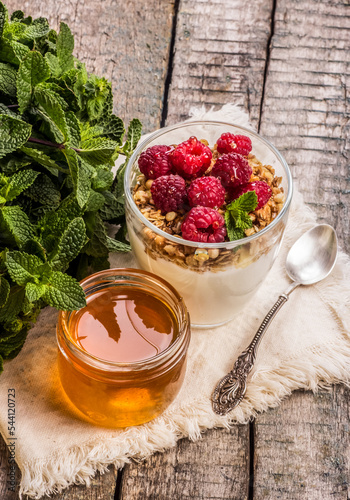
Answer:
[
  {"left": 0, "top": 2, "right": 142, "bottom": 373},
  {"left": 225, "top": 191, "right": 258, "bottom": 240}
]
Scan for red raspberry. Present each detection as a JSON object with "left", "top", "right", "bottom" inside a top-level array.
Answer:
[
  {"left": 231, "top": 181, "right": 272, "bottom": 210},
  {"left": 216, "top": 133, "right": 252, "bottom": 156},
  {"left": 211, "top": 153, "right": 252, "bottom": 189},
  {"left": 171, "top": 136, "right": 212, "bottom": 179},
  {"left": 187, "top": 176, "right": 225, "bottom": 209},
  {"left": 138, "top": 145, "right": 173, "bottom": 179},
  {"left": 151, "top": 174, "right": 187, "bottom": 213},
  {"left": 181, "top": 207, "right": 226, "bottom": 243}
]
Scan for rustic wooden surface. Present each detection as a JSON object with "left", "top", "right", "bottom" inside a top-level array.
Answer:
[{"left": 1, "top": 0, "right": 349, "bottom": 498}]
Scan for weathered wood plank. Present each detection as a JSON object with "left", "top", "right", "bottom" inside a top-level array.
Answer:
[
  {"left": 254, "top": 387, "right": 350, "bottom": 499},
  {"left": 48, "top": 467, "right": 118, "bottom": 500},
  {"left": 166, "top": 0, "right": 274, "bottom": 128},
  {"left": 0, "top": 433, "right": 20, "bottom": 500},
  {"left": 5, "top": 0, "right": 175, "bottom": 133},
  {"left": 259, "top": 0, "right": 350, "bottom": 250},
  {"left": 254, "top": 0, "right": 350, "bottom": 497},
  {"left": 121, "top": 427, "right": 250, "bottom": 500}
]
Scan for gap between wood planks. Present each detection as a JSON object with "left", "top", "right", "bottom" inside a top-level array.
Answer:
[{"left": 113, "top": 0, "right": 277, "bottom": 498}]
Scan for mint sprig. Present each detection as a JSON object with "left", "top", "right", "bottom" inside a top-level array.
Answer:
[
  {"left": 225, "top": 191, "right": 258, "bottom": 241},
  {"left": 0, "top": 2, "right": 142, "bottom": 374}
]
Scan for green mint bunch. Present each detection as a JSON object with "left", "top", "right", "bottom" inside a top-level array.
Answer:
[
  {"left": 0, "top": 2, "right": 142, "bottom": 373},
  {"left": 225, "top": 191, "right": 258, "bottom": 241}
]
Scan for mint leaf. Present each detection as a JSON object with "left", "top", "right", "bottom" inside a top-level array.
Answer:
[
  {"left": 0, "top": 276, "right": 10, "bottom": 307},
  {"left": 92, "top": 169, "right": 113, "bottom": 191},
  {"left": 20, "top": 146, "right": 61, "bottom": 176},
  {"left": 102, "top": 115, "right": 125, "bottom": 144},
  {"left": 225, "top": 211, "right": 245, "bottom": 241},
  {"left": 56, "top": 22, "right": 74, "bottom": 73},
  {"left": 17, "top": 51, "right": 50, "bottom": 113},
  {"left": 22, "top": 17, "right": 49, "bottom": 41},
  {"left": 127, "top": 118, "right": 142, "bottom": 151},
  {"left": 0, "top": 286, "right": 25, "bottom": 322},
  {"left": 225, "top": 192, "right": 257, "bottom": 241},
  {"left": 0, "top": 2, "right": 7, "bottom": 40},
  {"left": 226, "top": 191, "right": 258, "bottom": 213},
  {"left": 24, "top": 173, "right": 60, "bottom": 208},
  {"left": 25, "top": 282, "right": 46, "bottom": 302},
  {"left": 34, "top": 86, "right": 69, "bottom": 143},
  {"left": 65, "top": 111, "right": 81, "bottom": 148},
  {"left": 44, "top": 271, "right": 86, "bottom": 310},
  {"left": 0, "top": 62, "right": 17, "bottom": 96},
  {"left": 79, "top": 137, "right": 118, "bottom": 166},
  {"left": 86, "top": 190, "right": 105, "bottom": 212},
  {"left": 50, "top": 217, "right": 87, "bottom": 271},
  {"left": 2, "top": 205, "right": 36, "bottom": 248},
  {"left": 0, "top": 115, "right": 32, "bottom": 159},
  {"left": 5, "top": 251, "right": 46, "bottom": 286},
  {"left": 1, "top": 168, "right": 39, "bottom": 201},
  {"left": 63, "top": 147, "right": 91, "bottom": 208}
]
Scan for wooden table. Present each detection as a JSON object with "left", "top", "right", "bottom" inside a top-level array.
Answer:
[{"left": 1, "top": 0, "right": 349, "bottom": 498}]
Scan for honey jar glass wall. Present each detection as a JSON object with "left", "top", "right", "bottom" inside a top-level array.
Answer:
[{"left": 56, "top": 269, "right": 191, "bottom": 428}]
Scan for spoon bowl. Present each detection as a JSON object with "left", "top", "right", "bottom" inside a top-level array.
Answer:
[{"left": 286, "top": 224, "right": 338, "bottom": 285}]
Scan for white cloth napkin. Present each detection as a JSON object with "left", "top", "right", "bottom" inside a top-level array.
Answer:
[{"left": 0, "top": 105, "right": 349, "bottom": 499}]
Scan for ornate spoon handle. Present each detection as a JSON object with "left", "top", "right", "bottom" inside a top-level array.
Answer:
[{"left": 212, "top": 293, "right": 291, "bottom": 416}]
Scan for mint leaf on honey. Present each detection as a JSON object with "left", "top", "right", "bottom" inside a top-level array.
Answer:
[{"left": 225, "top": 191, "right": 258, "bottom": 241}]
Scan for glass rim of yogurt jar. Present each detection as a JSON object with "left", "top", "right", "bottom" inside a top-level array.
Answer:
[
  {"left": 57, "top": 268, "right": 191, "bottom": 374},
  {"left": 124, "top": 120, "right": 293, "bottom": 249}
]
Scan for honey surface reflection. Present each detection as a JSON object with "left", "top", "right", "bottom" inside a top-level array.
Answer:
[{"left": 71, "top": 287, "right": 177, "bottom": 363}]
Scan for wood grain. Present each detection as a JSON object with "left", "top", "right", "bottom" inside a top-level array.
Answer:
[
  {"left": 254, "top": 0, "right": 350, "bottom": 498},
  {"left": 166, "top": 0, "right": 274, "bottom": 128},
  {"left": 259, "top": 0, "right": 350, "bottom": 251},
  {"left": 253, "top": 387, "right": 350, "bottom": 499},
  {"left": 121, "top": 427, "right": 250, "bottom": 500},
  {"left": 5, "top": 0, "right": 175, "bottom": 133}
]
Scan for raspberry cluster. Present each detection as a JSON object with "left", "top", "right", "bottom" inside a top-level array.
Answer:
[{"left": 137, "top": 132, "right": 274, "bottom": 243}]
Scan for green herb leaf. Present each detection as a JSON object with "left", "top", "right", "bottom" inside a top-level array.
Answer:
[
  {"left": 225, "top": 192, "right": 258, "bottom": 241},
  {"left": 34, "top": 86, "right": 69, "bottom": 143},
  {"left": 1, "top": 205, "right": 36, "bottom": 248},
  {"left": 50, "top": 217, "right": 87, "bottom": 271},
  {"left": 79, "top": 137, "right": 118, "bottom": 166},
  {"left": 226, "top": 191, "right": 258, "bottom": 213},
  {"left": 62, "top": 147, "right": 91, "bottom": 208},
  {"left": 20, "top": 146, "right": 61, "bottom": 176},
  {"left": 0, "top": 115, "right": 32, "bottom": 159},
  {"left": 127, "top": 118, "right": 142, "bottom": 151},
  {"left": 44, "top": 271, "right": 86, "bottom": 310},
  {"left": 17, "top": 51, "right": 50, "bottom": 113},
  {"left": 56, "top": 22, "right": 74, "bottom": 73},
  {"left": 5, "top": 250, "right": 46, "bottom": 286},
  {"left": 25, "top": 282, "right": 46, "bottom": 302},
  {"left": 1, "top": 168, "right": 39, "bottom": 202},
  {"left": 102, "top": 115, "right": 125, "bottom": 144},
  {"left": 0, "top": 2, "right": 7, "bottom": 40},
  {"left": 22, "top": 17, "right": 49, "bottom": 41},
  {"left": 0, "top": 62, "right": 17, "bottom": 96},
  {"left": 0, "top": 276, "right": 10, "bottom": 307}
]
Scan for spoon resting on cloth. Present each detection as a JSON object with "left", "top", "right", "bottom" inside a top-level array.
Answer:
[{"left": 211, "top": 224, "right": 338, "bottom": 416}]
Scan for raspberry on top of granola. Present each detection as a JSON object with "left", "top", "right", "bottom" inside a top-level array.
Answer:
[{"left": 133, "top": 134, "right": 285, "bottom": 243}]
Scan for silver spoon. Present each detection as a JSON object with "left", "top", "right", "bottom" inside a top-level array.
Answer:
[{"left": 212, "top": 224, "right": 338, "bottom": 416}]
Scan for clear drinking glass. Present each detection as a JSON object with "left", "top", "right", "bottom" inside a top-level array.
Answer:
[{"left": 124, "top": 121, "right": 293, "bottom": 328}]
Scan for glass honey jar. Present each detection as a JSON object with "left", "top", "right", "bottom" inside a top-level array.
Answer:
[{"left": 56, "top": 268, "right": 191, "bottom": 428}]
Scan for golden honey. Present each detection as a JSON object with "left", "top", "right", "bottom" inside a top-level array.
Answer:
[{"left": 57, "top": 269, "right": 191, "bottom": 428}]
